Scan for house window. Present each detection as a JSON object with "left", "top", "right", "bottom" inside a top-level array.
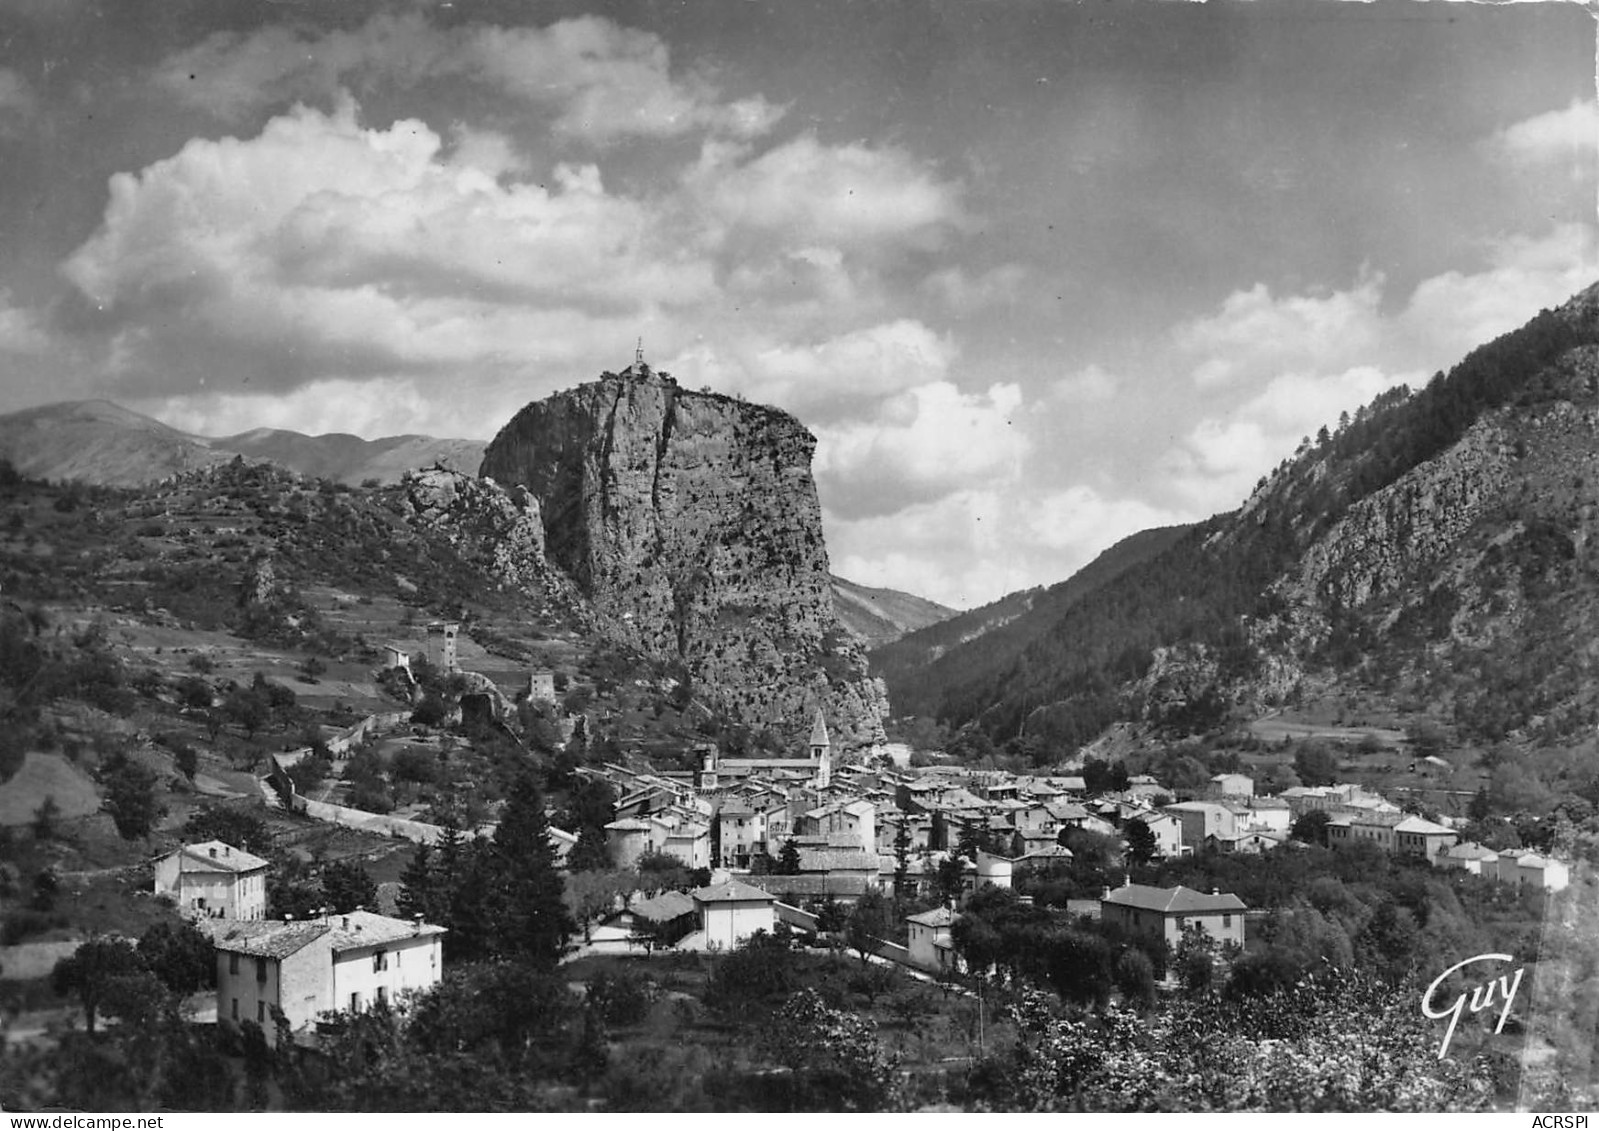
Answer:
[
  {"left": 229, "top": 954, "right": 240, "bottom": 975},
  {"left": 257, "top": 1001, "right": 266, "bottom": 1023},
  {"left": 231, "top": 998, "right": 239, "bottom": 1020},
  {"left": 377, "top": 986, "right": 389, "bottom": 1006},
  {"left": 350, "top": 992, "right": 361, "bottom": 1012},
  {"left": 256, "top": 957, "right": 268, "bottom": 983},
  {"left": 1222, "top": 914, "right": 1232, "bottom": 928},
  {"left": 374, "top": 951, "right": 389, "bottom": 973}
]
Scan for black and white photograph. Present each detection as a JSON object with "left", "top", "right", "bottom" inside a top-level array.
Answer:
[{"left": 0, "top": 0, "right": 1595, "bottom": 1114}]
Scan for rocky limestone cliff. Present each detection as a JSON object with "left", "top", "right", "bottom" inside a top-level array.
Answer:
[
  {"left": 479, "top": 366, "right": 887, "bottom": 749},
  {"left": 400, "top": 465, "right": 584, "bottom": 612},
  {"left": 1232, "top": 342, "right": 1599, "bottom": 734},
  {"left": 1288, "top": 422, "right": 1515, "bottom": 613}
]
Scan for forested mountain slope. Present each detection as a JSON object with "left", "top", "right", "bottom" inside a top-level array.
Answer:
[
  {"left": 871, "top": 524, "right": 1192, "bottom": 719},
  {"left": 917, "top": 282, "right": 1599, "bottom": 751}
]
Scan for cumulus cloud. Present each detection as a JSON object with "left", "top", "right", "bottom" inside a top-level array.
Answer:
[
  {"left": 696, "top": 134, "right": 964, "bottom": 248},
  {"left": 444, "top": 125, "right": 531, "bottom": 179},
  {"left": 1164, "top": 365, "right": 1420, "bottom": 514},
  {"left": 1024, "top": 484, "right": 1186, "bottom": 555},
  {"left": 60, "top": 100, "right": 717, "bottom": 407},
  {"left": 138, "top": 378, "right": 445, "bottom": 441},
  {"left": 153, "top": 12, "right": 784, "bottom": 143},
  {"left": 60, "top": 84, "right": 970, "bottom": 441},
  {"left": 739, "top": 320, "right": 955, "bottom": 419},
  {"left": 827, "top": 489, "right": 1031, "bottom": 609},
  {"left": 0, "top": 292, "right": 50, "bottom": 354},
  {"left": 1393, "top": 222, "right": 1598, "bottom": 366},
  {"left": 827, "top": 481, "right": 1185, "bottom": 609},
  {"left": 1487, "top": 99, "right": 1598, "bottom": 169},
  {"left": 814, "top": 381, "right": 1024, "bottom": 520},
  {"left": 1159, "top": 223, "right": 1595, "bottom": 516},
  {"left": 1173, "top": 272, "right": 1384, "bottom": 389}
]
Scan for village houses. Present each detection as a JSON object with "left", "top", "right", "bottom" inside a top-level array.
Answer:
[
  {"left": 154, "top": 841, "right": 270, "bottom": 921},
  {"left": 1100, "top": 882, "right": 1248, "bottom": 950},
  {"left": 213, "top": 910, "right": 446, "bottom": 1045}
]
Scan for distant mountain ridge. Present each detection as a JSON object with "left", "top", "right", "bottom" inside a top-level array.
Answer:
[
  {"left": 0, "top": 399, "right": 230, "bottom": 486},
  {"left": 217, "top": 428, "right": 487, "bottom": 487},
  {"left": 0, "top": 399, "right": 485, "bottom": 487},
  {"left": 0, "top": 395, "right": 950, "bottom": 697},
  {"left": 830, "top": 575, "right": 958, "bottom": 649}
]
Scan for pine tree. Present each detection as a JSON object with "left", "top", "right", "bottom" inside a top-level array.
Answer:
[
  {"left": 321, "top": 860, "right": 377, "bottom": 914},
  {"left": 436, "top": 816, "right": 466, "bottom": 886},
  {"left": 892, "top": 820, "right": 911, "bottom": 899},
  {"left": 567, "top": 825, "right": 612, "bottom": 872},
  {"left": 776, "top": 839, "right": 802, "bottom": 875},
  {"left": 397, "top": 841, "right": 437, "bottom": 923},
  {"left": 1124, "top": 820, "right": 1158, "bottom": 867},
  {"left": 486, "top": 771, "right": 575, "bottom": 967},
  {"left": 955, "top": 821, "right": 985, "bottom": 863},
  {"left": 1468, "top": 786, "right": 1492, "bottom": 822},
  {"left": 445, "top": 842, "right": 495, "bottom": 964}
]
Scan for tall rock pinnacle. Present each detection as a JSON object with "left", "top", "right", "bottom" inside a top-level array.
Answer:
[{"left": 480, "top": 364, "right": 887, "bottom": 749}]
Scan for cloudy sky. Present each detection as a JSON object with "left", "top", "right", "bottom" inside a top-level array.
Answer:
[{"left": 0, "top": 0, "right": 1593, "bottom": 608}]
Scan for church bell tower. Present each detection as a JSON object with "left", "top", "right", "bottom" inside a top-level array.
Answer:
[{"left": 808, "top": 708, "right": 831, "bottom": 790}]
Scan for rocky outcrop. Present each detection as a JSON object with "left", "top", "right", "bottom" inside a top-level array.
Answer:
[
  {"left": 1288, "top": 422, "right": 1514, "bottom": 613},
  {"left": 479, "top": 366, "right": 887, "bottom": 748},
  {"left": 399, "top": 465, "right": 580, "bottom": 609}
]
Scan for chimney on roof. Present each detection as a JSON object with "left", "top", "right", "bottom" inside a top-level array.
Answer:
[
  {"left": 1211, "top": 887, "right": 1220, "bottom": 896},
  {"left": 1102, "top": 886, "right": 1110, "bottom": 900},
  {"left": 413, "top": 914, "right": 423, "bottom": 935},
  {"left": 208, "top": 847, "right": 217, "bottom": 859},
  {"left": 342, "top": 916, "right": 350, "bottom": 930}
]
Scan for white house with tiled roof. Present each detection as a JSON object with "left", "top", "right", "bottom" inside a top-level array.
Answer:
[
  {"left": 716, "top": 797, "right": 765, "bottom": 868},
  {"left": 1436, "top": 841, "right": 1498, "bottom": 875},
  {"left": 1209, "top": 773, "right": 1254, "bottom": 798},
  {"left": 1162, "top": 801, "right": 1239, "bottom": 850},
  {"left": 690, "top": 879, "right": 776, "bottom": 950},
  {"left": 213, "top": 910, "right": 446, "bottom": 1044},
  {"left": 1100, "top": 882, "right": 1247, "bottom": 949},
  {"left": 906, "top": 905, "right": 961, "bottom": 973},
  {"left": 1392, "top": 814, "right": 1459, "bottom": 859},
  {"left": 154, "top": 841, "right": 270, "bottom": 921},
  {"left": 1127, "top": 810, "right": 1184, "bottom": 859},
  {"left": 1485, "top": 849, "right": 1571, "bottom": 892}
]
